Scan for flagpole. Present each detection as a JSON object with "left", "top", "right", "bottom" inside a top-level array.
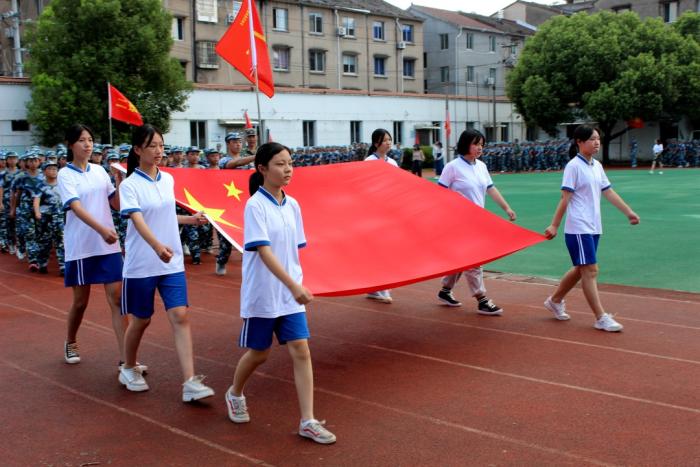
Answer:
[
  {"left": 107, "top": 82, "right": 113, "bottom": 145},
  {"left": 248, "top": 0, "right": 262, "bottom": 141}
]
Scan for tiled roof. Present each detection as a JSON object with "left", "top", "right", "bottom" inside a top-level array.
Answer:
[
  {"left": 460, "top": 12, "right": 535, "bottom": 36},
  {"left": 409, "top": 5, "right": 501, "bottom": 33}
]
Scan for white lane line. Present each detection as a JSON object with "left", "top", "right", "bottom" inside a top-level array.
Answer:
[{"left": 0, "top": 359, "right": 274, "bottom": 466}]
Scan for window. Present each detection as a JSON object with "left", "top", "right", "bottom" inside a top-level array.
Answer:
[
  {"left": 373, "top": 21, "right": 385, "bottom": 40},
  {"left": 310, "top": 12, "right": 323, "bottom": 33},
  {"left": 196, "top": 0, "right": 217, "bottom": 23},
  {"left": 393, "top": 121, "right": 403, "bottom": 145},
  {"left": 272, "top": 47, "right": 290, "bottom": 71},
  {"left": 190, "top": 121, "right": 206, "bottom": 148},
  {"left": 303, "top": 121, "right": 316, "bottom": 146},
  {"left": 342, "top": 17, "right": 356, "bottom": 37},
  {"left": 342, "top": 54, "right": 358, "bottom": 74},
  {"left": 309, "top": 50, "right": 325, "bottom": 72},
  {"left": 612, "top": 4, "right": 631, "bottom": 12},
  {"left": 350, "top": 121, "right": 362, "bottom": 143},
  {"left": 501, "top": 123, "right": 509, "bottom": 142},
  {"left": 11, "top": 120, "right": 30, "bottom": 132},
  {"left": 195, "top": 41, "right": 218, "bottom": 69},
  {"left": 526, "top": 126, "right": 537, "bottom": 141},
  {"left": 489, "top": 68, "right": 497, "bottom": 83},
  {"left": 273, "top": 8, "right": 288, "bottom": 31},
  {"left": 466, "top": 33, "right": 474, "bottom": 49},
  {"left": 663, "top": 1, "right": 678, "bottom": 22},
  {"left": 232, "top": 1, "right": 242, "bottom": 19},
  {"left": 440, "top": 66, "right": 449, "bottom": 83},
  {"left": 466, "top": 121, "right": 475, "bottom": 130},
  {"left": 439, "top": 34, "right": 449, "bottom": 50},
  {"left": 403, "top": 58, "right": 415, "bottom": 78},
  {"left": 423, "top": 52, "right": 427, "bottom": 68},
  {"left": 402, "top": 24, "right": 414, "bottom": 43},
  {"left": 466, "top": 66, "right": 475, "bottom": 83},
  {"left": 172, "top": 17, "right": 184, "bottom": 41},
  {"left": 374, "top": 57, "right": 387, "bottom": 76},
  {"left": 489, "top": 35, "right": 496, "bottom": 52}
]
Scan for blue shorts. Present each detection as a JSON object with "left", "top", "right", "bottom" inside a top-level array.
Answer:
[
  {"left": 565, "top": 233, "right": 600, "bottom": 266},
  {"left": 238, "top": 312, "right": 310, "bottom": 351},
  {"left": 64, "top": 252, "right": 123, "bottom": 287},
  {"left": 121, "top": 271, "right": 188, "bottom": 319}
]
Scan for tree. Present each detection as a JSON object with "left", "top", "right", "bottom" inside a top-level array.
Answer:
[
  {"left": 25, "top": 0, "right": 191, "bottom": 145},
  {"left": 507, "top": 11, "right": 700, "bottom": 164}
]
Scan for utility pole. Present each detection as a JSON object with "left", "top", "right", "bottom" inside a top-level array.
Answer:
[
  {"left": 492, "top": 82, "right": 497, "bottom": 141},
  {"left": 10, "top": 0, "right": 23, "bottom": 77}
]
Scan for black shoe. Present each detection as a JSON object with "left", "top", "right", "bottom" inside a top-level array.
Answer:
[
  {"left": 438, "top": 289, "right": 462, "bottom": 307},
  {"left": 39, "top": 266, "right": 48, "bottom": 274},
  {"left": 59, "top": 268, "right": 65, "bottom": 277},
  {"left": 477, "top": 297, "right": 503, "bottom": 316},
  {"left": 192, "top": 257, "right": 201, "bottom": 265},
  {"left": 28, "top": 263, "right": 39, "bottom": 273}
]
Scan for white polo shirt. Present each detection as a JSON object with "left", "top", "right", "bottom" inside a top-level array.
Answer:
[
  {"left": 119, "top": 168, "right": 184, "bottom": 278},
  {"left": 365, "top": 153, "right": 399, "bottom": 167},
  {"left": 561, "top": 155, "right": 611, "bottom": 235},
  {"left": 241, "top": 187, "right": 306, "bottom": 319},
  {"left": 437, "top": 156, "right": 494, "bottom": 207},
  {"left": 57, "top": 162, "right": 121, "bottom": 261}
]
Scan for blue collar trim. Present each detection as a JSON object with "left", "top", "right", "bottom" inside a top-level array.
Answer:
[
  {"left": 577, "top": 154, "right": 594, "bottom": 166},
  {"left": 258, "top": 186, "right": 287, "bottom": 206},
  {"left": 67, "top": 162, "right": 90, "bottom": 173},
  {"left": 134, "top": 167, "right": 162, "bottom": 182},
  {"left": 459, "top": 155, "right": 476, "bottom": 165}
]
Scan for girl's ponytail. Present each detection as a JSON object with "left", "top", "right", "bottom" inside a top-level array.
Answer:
[
  {"left": 126, "top": 147, "right": 139, "bottom": 176},
  {"left": 249, "top": 171, "right": 264, "bottom": 196}
]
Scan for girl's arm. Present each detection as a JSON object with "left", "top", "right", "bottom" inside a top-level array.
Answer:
[
  {"left": 108, "top": 171, "right": 122, "bottom": 211},
  {"left": 177, "top": 210, "right": 208, "bottom": 225},
  {"left": 486, "top": 186, "right": 516, "bottom": 221},
  {"left": 128, "top": 211, "right": 173, "bottom": 263},
  {"left": 544, "top": 190, "right": 573, "bottom": 239},
  {"left": 257, "top": 245, "right": 313, "bottom": 305},
  {"left": 603, "top": 188, "right": 640, "bottom": 224},
  {"left": 68, "top": 200, "right": 119, "bottom": 244}
]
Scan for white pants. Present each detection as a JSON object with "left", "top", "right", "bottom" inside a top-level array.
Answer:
[{"left": 441, "top": 267, "right": 486, "bottom": 297}]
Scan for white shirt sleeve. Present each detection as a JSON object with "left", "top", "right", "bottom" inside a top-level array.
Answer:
[
  {"left": 119, "top": 179, "right": 141, "bottom": 217},
  {"left": 599, "top": 165, "right": 611, "bottom": 191},
  {"left": 100, "top": 166, "right": 116, "bottom": 198},
  {"left": 57, "top": 170, "right": 80, "bottom": 210},
  {"left": 293, "top": 201, "right": 307, "bottom": 249},
  {"left": 243, "top": 200, "right": 270, "bottom": 251},
  {"left": 561, "top": 163, "right": 577, "bottom": 192},
  {"left": 437, "top": 162, "right": 453, "bottom": 188}
]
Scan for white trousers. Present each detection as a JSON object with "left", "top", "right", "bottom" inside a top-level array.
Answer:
[{"left": 441, "top": 267, "right": 486, "bottom": 297}]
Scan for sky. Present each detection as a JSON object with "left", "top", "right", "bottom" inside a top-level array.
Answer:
[{"left": 385, "top": 0, "right": 564, "bottom": 16}]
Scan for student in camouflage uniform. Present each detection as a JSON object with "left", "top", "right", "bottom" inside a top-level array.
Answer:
[
  {"left": 106, "top": 152, "right": 127, "bottom": 247},
  {"left": 182, "top": 146, "right": 208, "bottom": 264},
  {"left": 244, "top": 127, "right": 258, "bottom": 156},
  {"left": 1, "top": 151, "right": 19, "bottom": 254},
  {"left": 32, "top": 161, "right": 65, "bottom": 274},
  {"left": 13, "top": 153, "right": 45, "bottom": 270},
  {"left": 0, "top": 152, "right": 7, "bottom": 252}
]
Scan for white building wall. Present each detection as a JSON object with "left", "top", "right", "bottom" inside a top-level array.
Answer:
[{"left": 0, "top": 82, "right": 34, "bottom": 150}]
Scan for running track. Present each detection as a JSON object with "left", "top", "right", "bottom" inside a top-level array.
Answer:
[{"left": 1, "top": 252, "right": 698, "bottom": 466}]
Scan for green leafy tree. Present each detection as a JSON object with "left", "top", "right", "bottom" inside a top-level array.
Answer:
[
  {"left": 507, "top": 11, "right": 700, "bottom": 164},
  {"left": 26, "top": 0, "right": 191, "bottom": 145}
]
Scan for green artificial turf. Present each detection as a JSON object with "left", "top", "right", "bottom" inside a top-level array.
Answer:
[{"left": 479, "top": 168, "right": 699, "bottom": 293}]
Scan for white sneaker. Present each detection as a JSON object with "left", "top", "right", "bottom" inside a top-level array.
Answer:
[
  {"left": 183, "top": 375, "right": 214, "bottom": 402},
  {"left": 225, "top": 386, "right": 250, "bottom": 423},
  {"left": 183, "top": 244, "right": 191, "bottom": 256},
  {"left": 119, "top": 366, "right": 149, "bottom": 392},
  {"left": 215, "top": 262, "right": 226, "bottom": 276},
  {"left": 299, "top": 419, "right": 336, "bottom": 444},
  {"left": 118, "top": 361, "right": 148, "bottom": 375},
  {"left": 380, "top": 290, "right": 393, "bottom": 303},
  {"left": 366, "top": 291, "right": 392, "bottom": 304},
  {"left": 544, "top": 296, "right": 570, "bottom": 320},
  {"left": 594, "top": 314, "right": 623, "bottom": 332},
  {"left": 16, "top": 250, "right": 25, "bottom": 261}
]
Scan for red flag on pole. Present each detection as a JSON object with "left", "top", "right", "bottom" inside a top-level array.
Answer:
[
  {"left": 108, "top": 83, "right": 143, "bottom": 126},
  {"left": 215, "top": 0, "right": 275, "bottom": 98},
  {"left": 244, "top": 110, "right": 253, "bottom": 129},
  {"left": 267, "top": 131, "right": 273, "bottom": 143},
  {"left": 445, "top": 110, "right": 452, "bottom": 140},
  {"left": 152, "top": 163, "right": 544, "bottom": 296}
]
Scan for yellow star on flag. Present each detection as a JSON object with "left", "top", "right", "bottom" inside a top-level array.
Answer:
[
  {"left": 183, "top": 188, "right": 240, "bottom": 229},
  {"left": 224, "top": 181, "right": 244, "bottom": 201}
]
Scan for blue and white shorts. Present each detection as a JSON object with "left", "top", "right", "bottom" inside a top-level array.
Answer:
[
  {"left": 238, "top": 312, "right": 310, "bottom": 351},
  {"left": 121, "top": 271, "right": 188, "bottom": 319},
  {"left": 64, "top": 252, "right": 123, "bottom": 287},
  {"left": 565, "top": 233, "right": 600, "bottom": 266}
]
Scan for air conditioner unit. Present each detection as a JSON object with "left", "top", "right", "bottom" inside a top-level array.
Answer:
[
  {"left": 485, "top": 77, "right": 495, "bottom": 86},
  {"left": 396, "top": 41, "right": 407, "bottom": 50},
  {"left": 226, "top": 13, "right": 235, "bottom": 24},
  {"left": 336, "top": 27, "right": 346, "bottom": 37}
]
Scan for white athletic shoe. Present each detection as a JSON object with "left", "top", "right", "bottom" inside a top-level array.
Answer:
[
  {"left": 367, "top": 291, "right": 392, "bottom": 304},
  {"left": 299, "top": 419, "right": 336, "bottom": 444},
  {"left": 594, "top": 313, "right": 623, "bottom": 332},
  {"left": 119, "top": 366, "right": 149, "bottom": 392},
  {"left": 215, "top": 262, "right": 227, "bottom": 276},
  {"left": 544, "top": 296, "right": 570, "bottom": 321},
  {"left": 182, "top": 375, "right": 214, "bottom": 402},
  {"left": 225, "top": 387, "right": 250, "bottom": 423},
  {"left": 183, "top": 244, "right": 191, "bottom": 256},
  {"left": 118, "top": 362, "right": 148, "bottom": 375}
]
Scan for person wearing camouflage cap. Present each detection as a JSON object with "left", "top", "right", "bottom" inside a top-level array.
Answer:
[
  {"left": 1, "top": 151, "right": 20, "bottom": 254},
  {"left": 220, "top": 132, "right": 254, "bottom": 169},
  {"left": 244, "top": 127, "right": 258, "bottom": 156},
  {"left": 11, "top": 152, "right": 44, "bottom": 270},
  {"left": 32, "top": 160, "right": 65, "bottom": 274}
]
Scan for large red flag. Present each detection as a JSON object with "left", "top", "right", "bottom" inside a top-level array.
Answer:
[
  {"left": 215, "top": 0, "right": 275, "bottom": 98},
  {"left": 108, "top": 83, "right": 143, "bottom": 126},
  {"left": 155, "top": 162, "right": 544, "bottom": 296}
]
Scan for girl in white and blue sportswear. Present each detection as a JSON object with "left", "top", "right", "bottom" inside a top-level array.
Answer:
[
  {"left": 225, "top": 142, "right": 336, "bottom": 445},
  {"left": 543, "top": 126, "right": 640, "bottom": 332},
  {"left": 117, "top": 125, "right": 214, "bottom": 402},
  {"left": 363, "top": 128, "right": 398, "bottom": 304},
  {"left": 437, "top": 129, "right": 517, "bottom": 315},
  {"left": 57, "top": 124, "right": 127, "bottom": 367}
]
